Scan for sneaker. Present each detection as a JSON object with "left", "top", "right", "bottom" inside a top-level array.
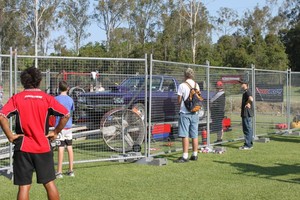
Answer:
[
  {"left": 190, "top": 155, "right": 198, "bottom": 161},
  {"left": 66, "top": 171, "right": 75, "bottom": 177},
  {"left": 55, "top": 172, "right": 63, "bottom": 179},
  {"left": 174, "top": 157, "right": 189, "bottom": 163},
  {"left": 239, "top": 146, "right": 253, "bottom": 150}
]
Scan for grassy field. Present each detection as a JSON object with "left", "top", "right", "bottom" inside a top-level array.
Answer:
[{"left": 1, "top": 134, "right": 300, "bottom": 200}]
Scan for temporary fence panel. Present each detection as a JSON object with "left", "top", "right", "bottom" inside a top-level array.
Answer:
[
  {"left": 0, "top": 52, "right": 297, "bottom": 173},
  {"left": 208, "top": 66, "right": 252, "bottom": 145},
  {"left": 149, "top": 59, "right": 209, "bottom": 155},
  {"left": 254, "top": 69, "right": 288, "bottom": 135},
  {"left": 0, "top": 53, "right": 13, "bottom": 173},
  {"left": 12, "top": 55, "right": 148, "bottom": 165},
  {"left": 289, "top": 72, "right": 300, "bottom": 132}
]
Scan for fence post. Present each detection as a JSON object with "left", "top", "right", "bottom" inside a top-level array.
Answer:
[
  {"left": 251, "top": 64, "right": 256, "bottom": 139},
  {"left": 8, "top": 47, "right": 13, "bottom": 174},
  {"left": 287, "top": 68, "right": 291, "bottom": 131},
  {"left": 144, "top": 54, "right": 148, "bottom": 158},
  {"left": 205, "top": 60, "right": 211, "bottom": 146},
  {"left": 46, "top": 69, "right": 51, "bottom": 94},
  {"left": 14, "top": 49, "right": 18, "bottom": 94},
  {"left": 147, "top": 54, "right": 153, "bottom": 158}
]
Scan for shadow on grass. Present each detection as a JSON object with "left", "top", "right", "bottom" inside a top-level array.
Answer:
[
  {"left": 73, "top": 160, "right": 133, "bottom": 170},
  {"left": 269, "top": 135, "right": 300, "bottom": 144},
  {"left": 215, "top": 160, "right": 300, "bottom": 184},
  {"left": 218, "top": 141, "right": 244, "bottom": 149},
  {"left": 155, "top": 153, "right": 181, "bottom": 162}
]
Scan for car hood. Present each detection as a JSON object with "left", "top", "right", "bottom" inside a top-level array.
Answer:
[{"left": 109, "top": 85, "right": 130, "bottom": 93}]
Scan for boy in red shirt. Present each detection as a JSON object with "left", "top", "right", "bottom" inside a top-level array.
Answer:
[{"left": 0, "top": 67, "right": 70, "bottom": 200}]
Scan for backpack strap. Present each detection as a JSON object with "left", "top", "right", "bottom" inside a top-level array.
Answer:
[
  {"left": 185, "top": 81, "right": 198, "bottom": 90},
  {"left": 185, "top": 81, "right": 192, "bottom": 89}
]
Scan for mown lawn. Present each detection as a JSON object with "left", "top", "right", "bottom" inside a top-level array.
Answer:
[{"left": 1, "top": 134, "right": 300, "bottom": 200}]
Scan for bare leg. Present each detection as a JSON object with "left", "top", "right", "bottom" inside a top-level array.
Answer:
[
  {"left": 17, "top": 185, "right": 31, "bottom": 200},
  {"left": 192, "top": 137, "right": 198, "bottom": 152},
  {"left": 57, "top": 147, "right": 64, "bottom": 173},
  {"left": 182, "top": 137, "right": 189, "bottom": 153},
  {"left": 66, "top": 145, "right": 74, "bottom": 172},
  {"left": 44, "top": 181, "right": 60, "bottom": 200}
]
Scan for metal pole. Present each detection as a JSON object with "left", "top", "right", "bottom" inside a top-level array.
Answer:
[
  {"left": 35, "top": 0, "right": 38, "bottom": 68},
  {"left": 8, "top": 47, "right": 13, "bottom": 174},
  {"left": 206, "top": 60, "right": 210, "bottom": 146},
  {"left": 122, "top": 111, "right": 125, "bottom": 154},
  {"left": 14, "top": 49, "right": 17, "bottom": 94},
  {"left": 287, "top": 69, "right": 291, "bottom": 131},
  {"left": 144, "top": 54, "right": 148, "bottom": 158},
  {"left": 46, "top": 69, "right": 50, "bottom": 94},
  {"left": 251, "top": 64, "right": 256, "bottom": 139},
  {"left": 147, "top": 54, "right": 153, "bottom": 158}
]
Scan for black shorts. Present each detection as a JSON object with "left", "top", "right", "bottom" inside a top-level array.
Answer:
[
  {"left": 57, "top": 139, "right": 73, "bottom": 147},
  {"left": 13, "top": 150, "right": 56, "bottom": 185}
]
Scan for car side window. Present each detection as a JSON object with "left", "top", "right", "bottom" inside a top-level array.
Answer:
[
  {"left": 162, "top": 79, "right": 176, "bottom": 92},
  {"left": 151, "top": 77, "right": 162, "bottom": 90}
]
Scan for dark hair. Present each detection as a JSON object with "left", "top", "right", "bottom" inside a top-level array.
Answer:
[
  {"left": 20, "top": 67, "right": 42, "bottom": 89},
  {"left": 59, "top": 81, "right": 69, "bottom": 92}
]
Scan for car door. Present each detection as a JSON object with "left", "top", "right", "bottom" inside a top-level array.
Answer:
[{"left": 150, "top": 77, "right": 178, "bottom": 122}]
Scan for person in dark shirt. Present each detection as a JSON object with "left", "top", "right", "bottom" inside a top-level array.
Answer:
[
  {"left": 210, "top": 81, "right": 225, "bottom": 143},
  {"left": 0, "top": 67, "right": 70, "bottom": 200},
  {"left": 239, "top": 80, "right": 254, "bottom": 150}
]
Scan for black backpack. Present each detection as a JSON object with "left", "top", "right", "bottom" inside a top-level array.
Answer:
[{"left": 184, "top": 82, "right": 203, "bottom": 113}]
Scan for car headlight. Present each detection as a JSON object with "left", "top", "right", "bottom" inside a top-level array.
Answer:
[
  {"left": 78, "top": 96, "right": 86, "bottom": 104},
  {"left": 113, "top": 97, "right": 124, "bottom": 104}
]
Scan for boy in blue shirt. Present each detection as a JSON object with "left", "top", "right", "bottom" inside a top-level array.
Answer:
[{"left": 55, "top": 81, "right": 75, "bottom": 178}]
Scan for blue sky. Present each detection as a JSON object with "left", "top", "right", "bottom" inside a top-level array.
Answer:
[
  {"left": 204, "top": 0, "right": 266, "bottom": 13},
  {"left": 53, "top": 0, "right": 283, "bottom": 51}
]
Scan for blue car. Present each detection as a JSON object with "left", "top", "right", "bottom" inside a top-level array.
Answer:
[{"left": 78, "top": 75, "right": 212, "bottom": 129}]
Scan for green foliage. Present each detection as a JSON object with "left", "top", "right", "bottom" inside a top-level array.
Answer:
[
  {"left": 79, "top": 42, "right": 107, "bottom": 57},
  {"left": 212, "top": 32, "right": 288, "bottom": 70},
  {"left": 61, "top": 0, "right": 91, "bottom": 55},
  {"left": 264, "top": 34, "right": 289, "bottom": 70},
  {"left": 281, "top": 0, "right": 300, "bottom": 26},
  {"left": 280, "top": 22, "right": 300, "bottom": 71},
  {"left": 0, "top": 0, "right": 296, "bottom": 71}
]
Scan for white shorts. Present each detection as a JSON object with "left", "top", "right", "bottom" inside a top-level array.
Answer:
[{"left": 57, "top": 129, "right": 73, "bottom": 141}]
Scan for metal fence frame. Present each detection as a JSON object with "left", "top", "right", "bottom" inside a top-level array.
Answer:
[
  {"left": 1, "top": 50, "right": 149, "bottom": 174},
  {"left": 0, "top": 51, "right": 298, "bottom": 174}
]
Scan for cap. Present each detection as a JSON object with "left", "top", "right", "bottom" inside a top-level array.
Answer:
[{"left": 216, "top": 81, "right": 223, "bottom": 88}]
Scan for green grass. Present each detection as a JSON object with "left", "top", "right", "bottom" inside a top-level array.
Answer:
[{"left": 1, "top": 134, "right": 300, "bottom": 200}]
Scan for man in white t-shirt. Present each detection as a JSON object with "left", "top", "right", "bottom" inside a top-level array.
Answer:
[{"left": 175, "top": 68, "right": 200, "bottom": 163}]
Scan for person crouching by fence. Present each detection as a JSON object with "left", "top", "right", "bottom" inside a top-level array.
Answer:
[{"left": 55, "top": 81, "right": 75, "bottom": 178}]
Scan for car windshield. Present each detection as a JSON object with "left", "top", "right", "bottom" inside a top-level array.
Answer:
[{"left": 121, "top": 77, "right": 162, "bottom": 91}]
